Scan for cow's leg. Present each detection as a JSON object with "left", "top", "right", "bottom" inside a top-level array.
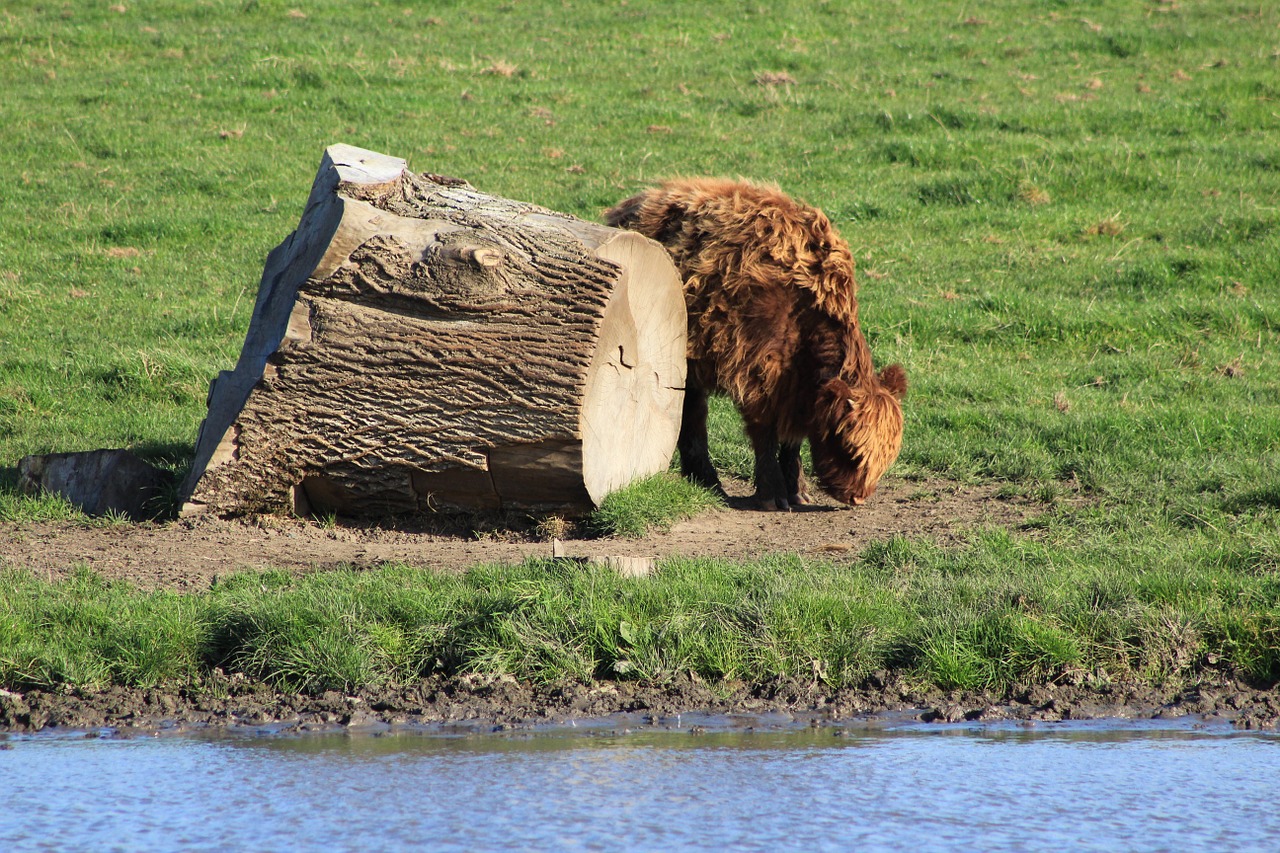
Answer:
[
  {"left": 677, "top": 381, "right": 726, "bottom": 498},
  {"left": 746, "top": 423, "right": 791, "bottom": 511},
  {"left": 779, "top": 441, "right": 813, "bottom": 507}
]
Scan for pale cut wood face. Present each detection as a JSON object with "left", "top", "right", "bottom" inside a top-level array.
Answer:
[{"left": 579, "top": 230, "right": 687, "bottom": 506}]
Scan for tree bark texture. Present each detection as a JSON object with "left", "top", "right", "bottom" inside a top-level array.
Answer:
[{"left": 180, "top": 144, "right": 685, "bottom": 517}]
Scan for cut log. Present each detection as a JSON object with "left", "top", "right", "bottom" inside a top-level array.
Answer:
[{"left": 180, "top": 144, "right": 686, "bottom": 517}]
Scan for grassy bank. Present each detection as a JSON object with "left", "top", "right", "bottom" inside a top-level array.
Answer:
[
  {"left": 0, "top": 1, "right": 1278, "bottom": 694},
  {"left": 2, "top": 538, "right": 1277, "bottom": 696}
]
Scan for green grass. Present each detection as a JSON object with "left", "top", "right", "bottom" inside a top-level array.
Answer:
[
  {"left": 1, "top": 1, "right": 1278, "bottom": 691},
  {"left": 2, "top": 548, "right": 1276, "bottom": 695},
  {"left": 591, "top": 473, "right": 723, "bottom": 538}
]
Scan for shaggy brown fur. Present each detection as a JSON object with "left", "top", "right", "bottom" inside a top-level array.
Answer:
[{"left": 606, "top": 178, "right": 906, "bottom": 510}]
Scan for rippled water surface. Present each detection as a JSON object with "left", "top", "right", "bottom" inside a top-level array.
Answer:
[{"left": 2, "top": 720, "right": 1278, "bottom": 851}]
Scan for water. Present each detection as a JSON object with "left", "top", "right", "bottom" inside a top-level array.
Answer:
[{"left": 2, "top": 719, "right": 1278, "bottom": 852}]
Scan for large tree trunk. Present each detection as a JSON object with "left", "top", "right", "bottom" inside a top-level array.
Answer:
[{"left": 179, "top": 144, "right": 686, "bottom": 517}]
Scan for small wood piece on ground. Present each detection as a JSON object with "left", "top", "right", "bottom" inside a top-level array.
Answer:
[{"left": 550, "top": 540, "right": 655, "bottom": 577}]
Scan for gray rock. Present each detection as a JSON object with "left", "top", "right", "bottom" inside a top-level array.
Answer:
[{"left": 17, "top": 449, "right": 174, "bottom": 520}]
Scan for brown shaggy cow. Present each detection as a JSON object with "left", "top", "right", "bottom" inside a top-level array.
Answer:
[{"left": 605, "top": 178, "right": 906, "bottom": 510}]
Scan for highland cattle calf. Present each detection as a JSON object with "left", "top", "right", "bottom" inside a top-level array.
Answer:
[{"left": 606, "top": 179, "right": 906, "bottom": 510}]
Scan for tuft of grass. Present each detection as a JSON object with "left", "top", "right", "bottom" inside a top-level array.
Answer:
[
  {"left": 1016, "top": 181, "right": 1051, "bottom": 206},
  {"left": 531, "top": 514, "right": 572, "bottom": 541},
  {"left": 1084, "top": 217, "right": 1125, "bottom": 237},
  {"left": 591, "top": 473, "right": 724, "bottom": 538}
]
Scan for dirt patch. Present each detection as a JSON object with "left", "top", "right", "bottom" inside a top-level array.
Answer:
[{"left": 0, "top": 476, "right": 1036, "bottom": 591}]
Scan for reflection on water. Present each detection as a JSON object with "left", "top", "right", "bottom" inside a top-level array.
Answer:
[{"left": 1, "top": 720, "right": 1277, "bottom": 851}]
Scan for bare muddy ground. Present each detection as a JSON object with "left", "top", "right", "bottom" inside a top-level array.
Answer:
[
  {"left": 3, "top": 672, "right": 1278, "bottom": 737},
  {"left": 1, "top": 476, "right": 1031, "bottom": 590}
]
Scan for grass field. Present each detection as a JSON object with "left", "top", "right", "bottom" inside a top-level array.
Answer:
[{"left": 0, "top": 1, "right": 1277, "bottom": 694}]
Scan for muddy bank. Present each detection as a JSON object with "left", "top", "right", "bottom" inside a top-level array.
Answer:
[
  {"left": 3, "top": 672, "right": 1277, "bottom": 737},
  {"left": 6, "top": 474, "right": 1272, "bottom": 738}
]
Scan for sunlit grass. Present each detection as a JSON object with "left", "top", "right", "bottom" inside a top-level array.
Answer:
[
  {"left": 2, "top": 547, "right": 1277, "bottom": 695},
  {"left": 591, "top": 472, "right": 723, "bottom": 538}
]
